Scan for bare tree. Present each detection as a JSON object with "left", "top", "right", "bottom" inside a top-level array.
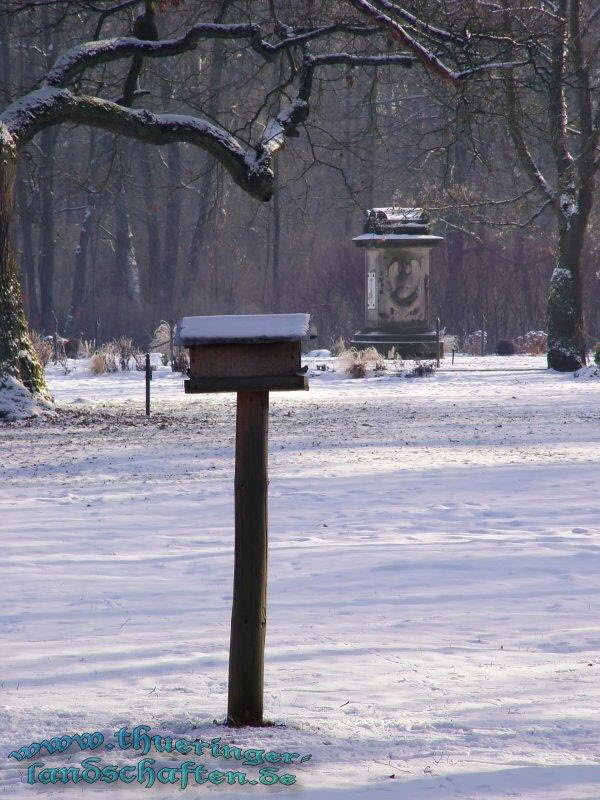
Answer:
[
  {"left": 500, "top": 0, "right": 598, "bottom": 369},
  {"left": 0, "top": 5, "right": 422, "bottom": 411},
  {"left": 352, "top": 0, "right": 599, "bottom": 368},
  {"left": 0, "top": 0, "right": 532, "bottom": 414}
]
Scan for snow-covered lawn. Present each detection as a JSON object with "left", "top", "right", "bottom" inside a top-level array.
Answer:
[{"left": 1, "top": 355, "right": 599, "bottom": 799}]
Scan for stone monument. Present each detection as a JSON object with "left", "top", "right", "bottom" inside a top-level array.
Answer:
[{"left": 351, "top": 207, "right": 443, "bottom": 358}]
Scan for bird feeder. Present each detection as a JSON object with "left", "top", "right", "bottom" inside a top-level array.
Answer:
[{"left": 175, "top": 313, "right": 310, "bottom": 726}]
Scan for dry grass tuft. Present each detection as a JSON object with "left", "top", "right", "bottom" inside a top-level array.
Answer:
[
  {"left": 338, "top": 346, "right": 385, "bottom": 377},
  {"left": 30, "top": 331, "right": 53, "bottom": 367},
  {"left": 90, "top": 353, "right": 108, "bottom": 375},
  {"left": 330, "top": 336, "right": 348, "bottom": 356}
]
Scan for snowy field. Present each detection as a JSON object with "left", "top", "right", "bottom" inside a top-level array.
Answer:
[{"left": 1, "top": 355, "right": 599, "bottom": 799}]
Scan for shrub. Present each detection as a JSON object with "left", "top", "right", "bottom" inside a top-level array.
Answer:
[
  {"left": 57, "top": 350, "right": 72, "bottom": 374},
  {"left": 515, "top": 330, "right": 547, "bottom": 355},
  {"left": 64, "top": 338, "right": 80, "bottom": 358},
  {"left": 406, "top": 361, "right": 436, "bottom": 378},
  {"left": 594, "top": 342, "right": 600, "bottom": 366},
  {"left": 364, "top": 346, "right": 385, "bottom": 371},
  {"left": 443, "top": 334, "right": 459, "bottom": 353},
  {"left": 171, "top": 350, "right": 190, "bottom": 374},
  {"left": 30, "top": 331, "right": 53, "bottom": 367},
  {"left": 90, "top": 339, "right": 144, "bottom": 373},
  {"left": 115, "top": 336, "right": 136, "bottom": 371},
  {"left": 463, "top": 330, "right": 487, "bottom": 355},
  {"left": 496, "top": 339, "right": 516, "bottom": 356},
  {"left": 100, "top": 342, "right": 119, "bottom": 372}
]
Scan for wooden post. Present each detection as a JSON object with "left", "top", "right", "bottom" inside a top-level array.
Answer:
[
  {"left": 169, "top": 319, "right": 175, "bottom": 366},
  {"left": 436, "top": 316, "right": 441, "bottom": 368},
  {"left": 228, "top": 390, "right": 269, "bottom": 726},
  {"left": 481, "top": 314, "right": 486, "bottom": 356},
  {"left": 52, "top": 312, "right": 59, "bottom": 365},
  {"left": 145, "top": 353, "right": 151, "bottom": 417}
]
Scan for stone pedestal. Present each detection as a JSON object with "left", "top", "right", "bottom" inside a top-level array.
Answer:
[{"left": 351, "top": 208, "right": 443, "bottom": 358}]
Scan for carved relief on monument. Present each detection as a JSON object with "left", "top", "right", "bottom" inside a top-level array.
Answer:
[{"left": 378, "top": 252, "right": 428, "bottom": 327}]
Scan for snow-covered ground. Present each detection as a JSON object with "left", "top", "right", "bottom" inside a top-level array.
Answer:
[{"left": 1, "top": 355, "right": 599, "bottom": 799}]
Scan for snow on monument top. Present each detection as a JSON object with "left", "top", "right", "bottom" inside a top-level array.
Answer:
[
  {"left": 364, "top": 206, "right": 431, "bottom": 235},
  {"left": 175, "top": 313, "right": 310, "bottom": 345}
]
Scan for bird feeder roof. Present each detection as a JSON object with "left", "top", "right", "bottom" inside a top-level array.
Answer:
[{"left": 174, "top": 313, "right": 311, "bottom": 345}]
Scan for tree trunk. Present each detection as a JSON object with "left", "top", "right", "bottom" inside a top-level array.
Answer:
[
  {"left": 16, "top": 166, "right": 41, "bottom": 327},
  {"left": 64, "top": 200, "right": 96, "bottom": 338},
  {"left": 65, "top": 130, "right": 103, "bottom": 338},
  {"left": 38, "top": 127, "right": 58, "bottom": 333},
  {"left": 114, "top": 142, "right": 141, "bottom": 310},
  {"left": 547, "top": 216, "right": 587, "bottom": 370},
  {"left": 115, "top": 189, "right": 141, "bottom": 307},
  {"left": 185, "top": 0, "right": 229, "bottom": 304},
  {"left": 270, "top": 176, "right": 281, "bottom": 308},
  {"left": 137, "top": 144, "right": 162, "bottom": 318},
  {"left": 160, "top": 142, "right": 181, "bottom": 321},
  {"left": 0, "top": 133, "right": 50, "bottom": 411}
]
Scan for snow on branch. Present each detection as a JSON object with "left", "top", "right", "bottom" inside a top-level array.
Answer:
[
  {"left": 454, "top": 59, "right": 530, "bottom": 80},
  {"left": 312, "top": 52, "right": 415, "bottom": 68},
  {"left": 1, "top": 88, "right": 274, "bottom": 201},
  {"left": 44, "top": 20, "right": 382, "bottom": 90},
  {"left": 345, "top": 0, "right": 461, "bottom": 83},
  {"left": 0, "top": 8, "right": 525, "bottom": 212},
  {"left": 0, "top": 18, "right": 420, "bottom": 207},
  {"left": 369, "top": 0, "right": 464, "bottom": 44},
  {"left": 266, "top": 23, "right": 380, "bottom": 52},
  {"left": 345, "top": 0, "right": 530, "bottom": 84},
  {"left": 253, "top": 49, "right": 415, "bottom": 177},
  {"left": 45, "top": 24, "right": 266, "bottom": 87}
]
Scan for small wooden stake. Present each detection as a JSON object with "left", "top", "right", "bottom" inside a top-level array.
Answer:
[
  {"left": 228, "top": 390, "right": 269, "bottom": 726},
  {"left": 481, "top": 314, "right": 486, "bottom": 356},
  {"left": 145, "top": 353, "right": 151, "bottom": 417},
  {"left": 436, "top": 317, "right": 441, "bottom": 368}
]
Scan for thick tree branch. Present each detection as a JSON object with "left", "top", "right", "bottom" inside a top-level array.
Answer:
[
  {"left": 344, "top": 0, "right": 460, "bottom": 83},
  {"left": 46, "top": 24, "right": 268, "bottom": 88},
  {"left": 93, "top": 0, "right": 143, "bottom": 40},
  {"left": 254, "top": 50, "right": 415, "bottom": 177},
  {"left": 266, "top": 23, "right": 381, "bottom": 52},
  {"left": 504, "top": 75, "right": 556, "bottom": 202},
  {"left": 345, "top": 0, "right": 530, "bottom": 82},
  {"left": 369, "top": 0, "right": 464, "bottom": 44},
  {"left": 1, "top": 88, "right": 274, "bottom": 200},
  {"left": 45, "top": 21, "right": 382, "bottom": 90}
]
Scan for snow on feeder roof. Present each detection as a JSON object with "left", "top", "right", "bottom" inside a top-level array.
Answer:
[
  {"left": 175, "top": 313, "right": 311, "bottom": 394},
  {"left": 174, "top": 313, "right": 310, "bottom": 345}
]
